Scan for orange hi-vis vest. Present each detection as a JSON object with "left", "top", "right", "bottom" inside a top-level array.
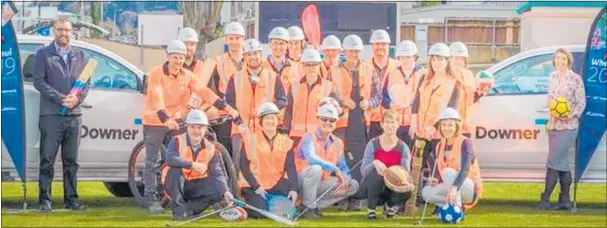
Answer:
[
  {"left": 436, "top": 135, "right": 483, "bottom": 210},
  {"left": 454, "top": 68, "right": 477, "bottom": 135},
  {"left": 160, "top": 135, "right": 215, "bottom": 185},
  {"left": 183, "top": 58, "right": 205, "bottom": 80},
  {"left": 289, "top": 60, "right": 304, "bottom": 87},
  {"left": 389, "top": 65, "right": 425, "bottom": 126},
  {"left": 416, "top": 75, "right": 459, "bottom": 140},
  {"left": 206, "top": 53, "right": 241, "bottom": 95},
  {"left": 263, "top": 56, "right": 293, "bottom": 95},
  {"left": 239, "top": 131, "right": 294, "bottom": 189},
  {"left": 368, "top": 58, "right": 398, "bottom": 123},
  {"left": 332, "top": 62, "right": 373, "bottom": 129},
  {"left": 320, "top": 61, "right": 339, "bottom": 80},
  {"left": 295, "top": 132, "right": 345, "bottom": 180},
  {"left": 232, "top": 68, "right": 277, "bottom": 135},
  {"left": 143, "top": 64, "right": 218, "bottom": 126},
  {"left": 289, "top": 76, "right": 334, "bottom": 138}
]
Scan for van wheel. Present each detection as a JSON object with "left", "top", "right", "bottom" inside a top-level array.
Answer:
[{"left": 103, "top": 182, "right": 133, "bottom": 197}]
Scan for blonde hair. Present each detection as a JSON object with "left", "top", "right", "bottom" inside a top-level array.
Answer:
[
  {"left": 382, "top": 109, "right": 401, "bottom": 123},
  {"left": 552, "top": 48, "right": 574, "bottom": 69}
]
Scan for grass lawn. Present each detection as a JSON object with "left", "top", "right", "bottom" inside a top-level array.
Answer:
[{"left": 1, "top": 182, "right": 606, "bottom": 227}]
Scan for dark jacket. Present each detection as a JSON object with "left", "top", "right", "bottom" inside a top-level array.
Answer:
[{"left": 33, "top": 41, "right": 90, "bottom": 116}]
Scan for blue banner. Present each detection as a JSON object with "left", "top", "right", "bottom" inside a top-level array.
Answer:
[
  {"left": 1, "top": 1, "right": 26, "bottom": 182},
  {"left": 576, "top": 6, "right": 607, "bottom": 182}
]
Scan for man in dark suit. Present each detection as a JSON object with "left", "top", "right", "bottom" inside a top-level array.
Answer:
[{"left": 33, "top": 18, "right": 90, "bottom": 212}]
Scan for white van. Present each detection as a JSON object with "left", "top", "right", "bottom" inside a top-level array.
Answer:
[
  {"left": 475, "top": 45, "right": 606, "bottom": 182},
  {"left": 1, "top": 35, "right": 147, "bottom": 196}
]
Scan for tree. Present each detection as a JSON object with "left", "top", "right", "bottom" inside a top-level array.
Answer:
[
  {"left": 181, "top": 2, "right": 224, "bottom": 51},
  {"left": 413, "top": 0, "right": 442, "bottom": 8}
]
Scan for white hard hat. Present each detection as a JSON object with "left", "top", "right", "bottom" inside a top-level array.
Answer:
[
  {"left": 439, "top": 107, "right": 461, "bottom": 121},
  {"left": 258, "top": 102, "right": 280, "bottom": 117},
  {"left": 321, "top": 35, "right": 342, "bottom": 50},
  {"left": 396, "top": 40, "right": 418, "bottom": 57},
  {"left": 225, "top": 21, "right": 246, "bottom": 36},
  {"left": 288, "top": 26, "right": 305, "bottom": 40},
  {"left": 177, "top": 27, "right": 199, "bottom": 43},
  {"left": 342, "top": 34, "right": 364, "bottom": 51},
  {"left": 243, "top": 39, "right": 263, "bottom": 53},
  {"left": 269, "top": 27, "right": 290, "bottom": 41},
  {"left": 370, "top": 29, "right": 391, "bottom": 44},
  {"left": 301, "top": 48, "right": 322, "bottom": 63},
  {"left": 428, "top": 43, "right": 450, "bottom": 57},
  {"left": 166, "top": 40, "right": 186, "bottom": 55},
  {"left": 449, "top": 41, "right": 469, "bottom": 57},
  {"left": 317, "top": 103, "right": 339, "bottom": 120},
  {"left": 186, "top": 110, "right": 209, "bottom": 125}
]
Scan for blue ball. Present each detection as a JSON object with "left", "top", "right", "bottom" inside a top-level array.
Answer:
[{"left": 438, "top": 204, "right": 464, "bottom": 224}]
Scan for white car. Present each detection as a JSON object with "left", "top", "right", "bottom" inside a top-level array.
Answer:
[
  {"left": 474, "top": 45, "right": 606, "bottom": 182},
  {"left": 1, "top": 35, "right": 147, "bottom": 197}
]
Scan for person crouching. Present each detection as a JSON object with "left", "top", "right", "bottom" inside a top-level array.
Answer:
[
  {"left": 239, "top": 102, "right": 299, "bottom": 218},
  {"left": 420, "top": 108, "right": 483, "bottom": 211},
  {"left": 162, "top": 110, "right": 234, "bottom": 220},
  {"left": 361, "top": 109, "right": 414, "bottom": 219}
]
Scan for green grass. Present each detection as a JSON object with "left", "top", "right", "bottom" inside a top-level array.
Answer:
[{"left": 2, "top": 182, "right": 606, "bottom": 227}]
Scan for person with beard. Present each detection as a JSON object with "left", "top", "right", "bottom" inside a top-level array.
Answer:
[
  {"left": 225, "top": 38, "right": 288, "bottom": 178},
  {"left": 332, "top": 34, "right": 382, "bottom": 211},
  {"left": 33, "top": 18, "right": 89, "bottom": 212},
  {"left": 366, "top": 29, "right": 399, "bottom": 141},
  {"left": 206, "top": 21, "right": 246, "bottom": 155},
  {"left": 162, "top": 110, "right": 235, "bottom": 220},
  {"left": 319, "top": 35, "right": 342, "bottom": 80}
]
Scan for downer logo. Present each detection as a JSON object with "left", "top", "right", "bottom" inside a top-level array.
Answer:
[
  {"left": 476, "top": 126, "right": 540, "bottom": 140},
  {"left": 81, "top": 125, "right": 139, "bottom": 140}
]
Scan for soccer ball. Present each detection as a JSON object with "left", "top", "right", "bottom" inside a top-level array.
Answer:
[
  {"left": 549, "top": 96, "right": 570, "bottom": 119},
  {"left": 438, "top": 204, "right": 464, "bottom": 224}
]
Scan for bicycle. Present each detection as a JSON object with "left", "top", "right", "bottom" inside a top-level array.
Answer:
[{"left": 127, "top": 115, "right": 239, "bottom": 208}]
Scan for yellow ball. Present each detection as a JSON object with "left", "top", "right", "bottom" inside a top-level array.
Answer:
[{"left": 549, "top": 96, "right": 570, "bottom": 119}]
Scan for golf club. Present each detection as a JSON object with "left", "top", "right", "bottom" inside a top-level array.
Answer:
[
  {"left": 413, "top": 141, "right": 439, "bottom": 226},
  {"left": 294, "top": 152, "right": 362, "bottom": 221}
]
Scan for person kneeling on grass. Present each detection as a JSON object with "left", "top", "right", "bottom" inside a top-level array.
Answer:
[
  {"left": 294, "top": 103, "right": 360, "bottom": 219},
  {"left": 420, "top": 108, "right": 483, "bottom": 211},
  {"left": 239, "top": 102, "right": 299, "bottom": 218},
  {"left": 361, "top": 109, "right": 413, "bottom": 220},
  {"left": 161, "top": 110, "right": 234, "bottom": 220}
]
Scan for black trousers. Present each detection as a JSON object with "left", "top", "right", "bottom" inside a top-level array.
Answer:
[
  {"left": 241, "top": 179, "right": 290, "bottom": 218},
  {"left": 164, "top": 167, "right": 223, "bottom": 215},
  {"left": 365, "top": 170, "right": 411, "bottom": 209},
  {"left": 38, "top": 115, "right": 82, "bottom": 207},
  {"left": 397, "top": 125, "right": 412, "bottom": 148},
  {"left": 212, "top": 121, "right": 232, "bottom": 156}
]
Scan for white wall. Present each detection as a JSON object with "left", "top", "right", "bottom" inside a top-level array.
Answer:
[
  {"left": 137, "top": 14, "right": 183, "bottom": 46},
  {"left": 519, "top": 7, "right": 602, "bottom": 51}
]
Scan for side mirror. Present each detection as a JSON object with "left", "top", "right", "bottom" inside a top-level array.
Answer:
[{"left": 139, "top": 74, "right": 148, "bottom": 94}]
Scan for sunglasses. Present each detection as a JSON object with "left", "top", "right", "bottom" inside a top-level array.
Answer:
[{"left": 319, "top": 117, "right": 337, "bottom": 123}]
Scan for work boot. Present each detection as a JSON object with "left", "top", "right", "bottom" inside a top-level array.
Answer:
[
  {"left": 539, "top": 168, "right": 559, "bottom": 210},
  {"left": 552, "top": 171, "right": 572, "bottom": 211},
  {"left": 148, "top": 201, "right": 165, "bottom": 214}
]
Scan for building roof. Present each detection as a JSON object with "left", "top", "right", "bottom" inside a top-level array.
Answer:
[{"left": 517, "top": 1, "right": 606, "bottom": 14}]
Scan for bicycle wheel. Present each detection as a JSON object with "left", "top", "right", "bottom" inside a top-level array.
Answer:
[
  {"left": 127, "top": 141, "right": 170, "bottom": 208},
  {"left": 212, "top": 141, "right": 239, "bottom": 195}
]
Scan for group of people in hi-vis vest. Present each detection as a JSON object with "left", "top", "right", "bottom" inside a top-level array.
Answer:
[{"left": 141, "top": 20, "right": 495, "bottom": 221}]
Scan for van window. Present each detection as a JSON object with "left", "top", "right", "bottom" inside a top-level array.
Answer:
[
  {"left": 490, "top": 54, "right": 554, "bottom": 95},
  {"left": 81, "top": 49, "right": 139, "bottom": 91},
  {"left": 20, "top": 43, "right": 44, "bottom": 83}
]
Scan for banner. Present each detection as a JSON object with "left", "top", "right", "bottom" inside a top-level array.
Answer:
[
  {"left": 575, "top": 6, "right": 607, "bottom": 182},
  {"left": 1, "top": 1, "right": 26, "bottom": 182}
]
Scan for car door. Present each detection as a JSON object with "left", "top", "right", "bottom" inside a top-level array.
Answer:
[
  {"left": 473, "top": 53, "right": 555, "bottom": 180},
  {"left": 76, "top": 47, "right": 144, "bottom": 170}
]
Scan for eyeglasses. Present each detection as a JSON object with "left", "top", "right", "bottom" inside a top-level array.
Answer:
[{"left": 319, "top": 117, "right": 336, "bottom": 123}]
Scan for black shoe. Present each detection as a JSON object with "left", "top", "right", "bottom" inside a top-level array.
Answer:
[
  {"left": 431, "top": 206, "right": 439, "bottom": 215},
  {"left": 551, "top": 193, "right": 571, "bottom": 211},
  {"left": 349, "top": 199, "right": 362, "bottom": 211},
  {"left": 313, "top": 208, "right": 324, "bottom": 217},
  {"left": 65, "top": 203, "right": 88, "bottom": 211},
  {"left": 539, "top": 192, "right": 552, "bottom": 210},
  {"left": 367, "top": 210, "right": 377, "bottom": 220},
  {"left": 39, "top": 201, "right": 52, "bottom": 213}
]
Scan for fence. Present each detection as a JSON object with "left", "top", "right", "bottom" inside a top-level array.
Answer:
[{"left": 400, "top": 17, "right": 521, "bottom": 64}]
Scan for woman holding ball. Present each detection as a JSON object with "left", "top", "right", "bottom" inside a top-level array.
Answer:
[{"left": 540, "top": 48, "right": 586, "bottom": 211}]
